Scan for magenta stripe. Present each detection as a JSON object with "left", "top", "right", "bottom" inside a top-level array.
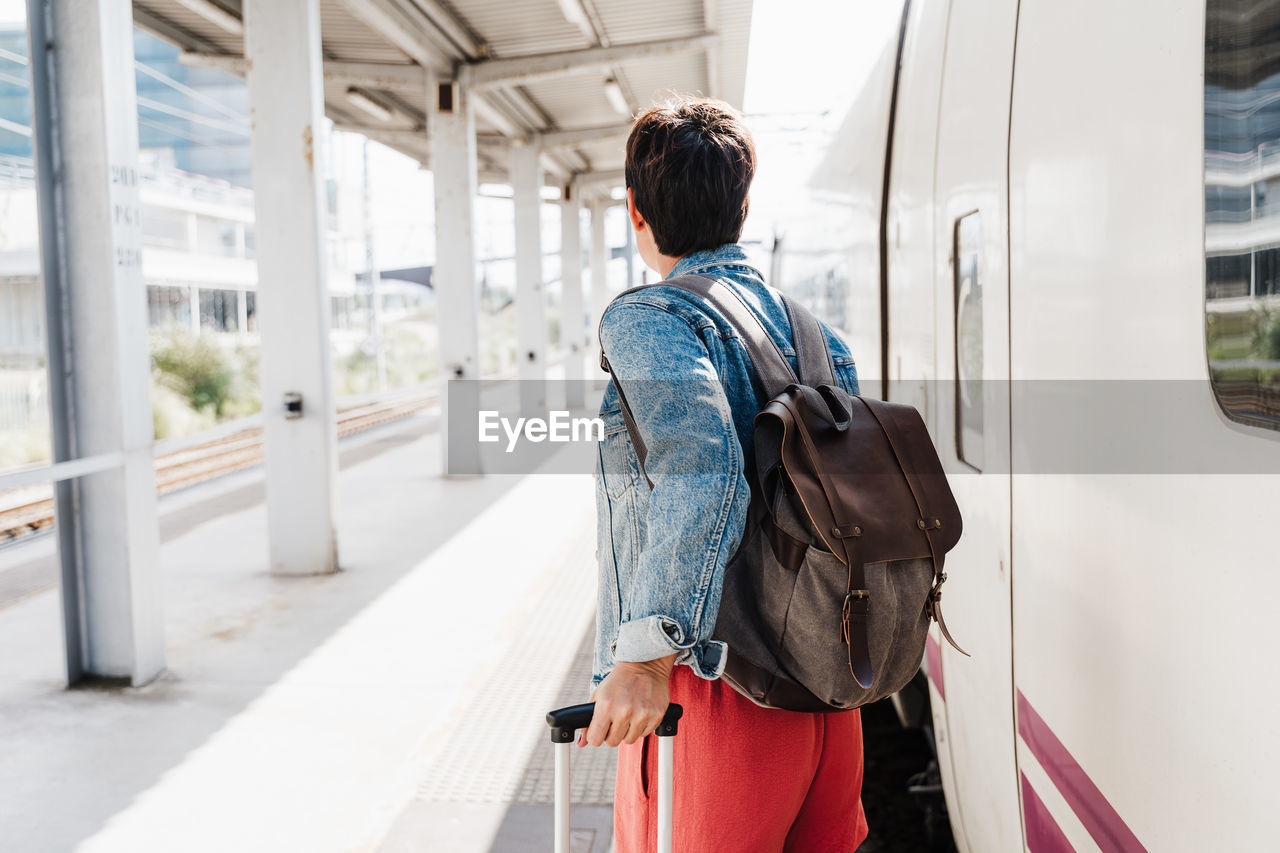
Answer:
[
  {"left": 1017, "top": 690, "right": 1147, "bottom": 853},
  {"left": 924, "top": 633, "right": 944, "bottom": 700},
  {"left": 1021, "top": 773, "right": 1075, "bottom": 853}
]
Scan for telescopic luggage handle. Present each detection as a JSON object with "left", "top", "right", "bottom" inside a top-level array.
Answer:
[
  {"left": 545, "top": 702, "right": 684, "bottom": 853},
  {"left": 546, "top": 702, "right": 684, "bottom": 741}
]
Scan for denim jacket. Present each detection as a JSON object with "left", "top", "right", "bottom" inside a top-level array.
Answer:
[{"left": 592, "top": 243, "right": 859, "bottom": 687}]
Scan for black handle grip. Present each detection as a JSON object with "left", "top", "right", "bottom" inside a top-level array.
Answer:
[{"left": 546, "top": 702, "right": 683, "bottom": 743}]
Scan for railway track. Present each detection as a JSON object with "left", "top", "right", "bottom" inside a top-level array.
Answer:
[{"left": 0, "top": 392, "right": 437, "bottom": 543}]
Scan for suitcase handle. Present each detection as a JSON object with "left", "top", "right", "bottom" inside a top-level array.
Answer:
[
  {"left": 546, "top": 702, "right": 683, "bottom": 743},
  {"left": 547, "top": 702, "right": 682, "bottom": 853}
]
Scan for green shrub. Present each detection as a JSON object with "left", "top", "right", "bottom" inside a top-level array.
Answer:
[
  {"left": 149, "top": 327, "right": 260, "bottom": 439},
  {"left": 221, "top": 342, "right": 262, "bottom": 419},
  {"left": 151, "top": 327, "right": 235, "bottom": 416},
  {"left": 1265, "top": 313, "right": 1280, "bottom": 361},
  {"left": 152, "top": 381, "right": 216, "bottom": 440}
]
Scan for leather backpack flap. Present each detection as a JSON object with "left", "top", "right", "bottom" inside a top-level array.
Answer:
[
  {"left": 858, "top": 397, "right": 963, "bottom": 555},
  {"left": 761, "top": 390, "right": 944, "bottom": 567}
]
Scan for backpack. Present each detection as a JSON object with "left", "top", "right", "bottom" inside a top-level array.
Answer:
[{"left": 599, "top": 273, "right": 967, "bottom": 712}]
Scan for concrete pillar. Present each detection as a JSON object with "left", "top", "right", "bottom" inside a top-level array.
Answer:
[
  {"left": 428, "top": 76, "right": 482, "bottom": 475},
  {"left": 560, "top": 186, "right": 585, "bottom": 409},
  {"left": 512, "top": 140, "right": 546, "bottom": 416},
  {"left": 188, "top": 284, "right": 200, "bottom": 335},
  {"left": 624, "top": 208, "right": 636, "bottom": 288},
  {"left": 26, "top": 0, "right": 164, "bottom": 685},
  {"left": 588, "top": 199, "right": 610, "bottom": 389},
  {"left": 237, "top": 288, "right": 249, "bottom": 335},
  {"left": 362, "top": 138, "right": 386, "bottom": 391},
  {"left": 245, "top": 0, "right": 338, "bottom": 575}
]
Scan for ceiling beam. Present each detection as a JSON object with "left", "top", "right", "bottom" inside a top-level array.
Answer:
[
  {"left": 471, "top": 97, "right": 520, "bottom": 138},
  {"left": 478, "top": 123, "right": 630, "bottom": 151},
  {"left": 540, "top": 123, "right": 630, "bottom": 149},
  {"left": 173, "top": 0, "right": 244, "bottom": 35},
  {"left": 575, "top": 168, "right": 625, "bottom": 188},
  {"left": 410, "top": 0, "right": 486, "bottom": 58},
  {"left": 333, "top": 0, "right": 452, "bottom": 72},
  {"left": 459, "top": 33, "right": 719, "bottom": 90},
  {"left": 133, "top": 5, "right": 224, "bottom": 53},
  {"left": 558, "top": 0, "right": 638, "bottom": 116},
  {"left": 180, "top": 52, "right": 428, "bottom": 92},
  {"left": 331, "top": 123, "right": 424, "bottom": 141},
  {"left": 334, "top": 0, "right": 585, "bottom": 179},
  {"left": 334, "top": 0, "right": 551, "bottom": 144},
  {"left": 357, "top": 130, "right": 430, "bottom": 160}
]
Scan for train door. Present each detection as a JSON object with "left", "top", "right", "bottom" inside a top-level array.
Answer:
[
  {"left": 884, "top": 0, "right": 950, "bottom": 414},
  {"left": 926, "top": 0, "right": 1022, "bottom": 850}
]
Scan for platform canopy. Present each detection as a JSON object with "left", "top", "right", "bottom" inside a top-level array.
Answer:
[{"left": 134, "top": 0, "right": 753, "bottom": 187}]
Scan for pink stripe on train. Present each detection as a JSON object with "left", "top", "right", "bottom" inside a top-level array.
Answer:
[
  {"left": 1017, "top": 690, "right": 1147, "bottom": 853},
  {"left": 1021, "top": 772, "right": 1074, "bottom": 853},
  {"left": 924, "top": 632, "right": 944, "bottom": 700}
]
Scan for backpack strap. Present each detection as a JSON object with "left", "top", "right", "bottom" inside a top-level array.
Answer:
[
  {"left": 780, "top": 293, "right": 837, "bottom": 387},
  {"left": 669, "top": 273, "right": 799, "bottom": 395},
  {"left": 597, "top": 273, "right": 800, "bottom": 488},
  {"left": 599, "top": 274, "right": 799, "bottom": 397}
]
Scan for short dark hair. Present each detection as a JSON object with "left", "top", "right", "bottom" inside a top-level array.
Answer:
[{"left": 624, "top": 97, "right": 756, "bottom": 258}]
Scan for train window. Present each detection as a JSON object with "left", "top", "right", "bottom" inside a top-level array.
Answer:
[
  {"left": 1205, "top": 1, "right": 1280, "bottom": 431},
  {"left": 954, "top": 212, "right": 984, "bottom": 469}
]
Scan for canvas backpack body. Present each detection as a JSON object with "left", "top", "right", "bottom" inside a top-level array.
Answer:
[{"left": 600, "top": 273, "right": 967, "bottom": 712}]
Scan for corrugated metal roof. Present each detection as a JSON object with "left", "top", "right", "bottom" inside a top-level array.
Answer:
[
  {"left": 621, "top": 53, "right": 709, "bottom": 104},
  {"left": 132, "top": 0, "right": 754, "bottom": 187},
  {"left": 318, "top": 1, "right": 414, "bottom": 63},
  {"left": 134, "top": 1, "right": 242, "bottom": 53},
  {"left": 518, "top": 72, "right": 613, "bottom": 129},
  {"left": 449, "top": 0, "right": 589, "bottom": 57},
  {"left": 595, "top": 0, "right": 706, "bottom": 43}
]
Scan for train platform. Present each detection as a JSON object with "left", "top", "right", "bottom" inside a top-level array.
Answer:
[{"left": 0, "top": 410, "right": 618, "bottom": 853}]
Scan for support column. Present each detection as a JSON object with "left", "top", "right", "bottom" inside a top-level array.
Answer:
[
  {"left": 512, "top": 140, "right": 546, "bottom": 416},
  {"left": 428, "top": 76, "right": 482, "bottom": 474},
  {"left": 624, "top": 207, "right": 637, "bottom": 288},
  {"left": 188, "top": 284, "right": 200, "bottom": 335},
  {"left": 589, "top": 199, "right": 610, "bottom": 390},
  {"left": 245, "top": 0, "right": 338, "bottom": 575},
  {"left": 361, "top": 138, "right": 386, "bottom": 391},
  {"left": 560, "top": 184, "right": 584, "bottom": 409},
  {"left": 26, "top": 0, "right": 163, "bottom": 685}
]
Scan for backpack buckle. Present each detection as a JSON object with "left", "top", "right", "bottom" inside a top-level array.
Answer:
[
  {"left": 925, "top": 573, "right": 948, "bottom": 619},
  {"left": 841, "top": 590, "right": 870, "bottom": 644},
  {"left": 843, "top": 589, "right": 870, "bottom": 615}
]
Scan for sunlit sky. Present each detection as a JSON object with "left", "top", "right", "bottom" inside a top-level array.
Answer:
[
  {"left": 741, "top": 0, "right": 900, "bottom": 243},
  {"left": 0, "top": 0, "right": 899, "bottom": 265}
]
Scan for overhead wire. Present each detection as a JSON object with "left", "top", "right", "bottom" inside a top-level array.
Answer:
[{"left": 0, "top": 41, "right": 251, "bottom": 142}]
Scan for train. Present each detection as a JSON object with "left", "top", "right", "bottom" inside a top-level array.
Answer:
[{"left": 784, "top": 1, "right": 1280, "bottom": 850}]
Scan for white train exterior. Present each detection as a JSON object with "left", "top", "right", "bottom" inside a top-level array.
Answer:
[{"left": 804, "top": 1, "right": 1280, "bottom": 850}]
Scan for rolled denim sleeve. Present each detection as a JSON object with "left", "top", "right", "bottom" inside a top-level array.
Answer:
[{"left": 600, "top": 300, "right": 750, "bottom": 679}]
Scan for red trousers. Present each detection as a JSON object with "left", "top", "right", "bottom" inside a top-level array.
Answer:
[{"left": 613, "top": 666, "right": 869, "bottom": 853}]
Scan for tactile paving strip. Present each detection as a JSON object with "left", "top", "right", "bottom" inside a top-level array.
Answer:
[
  {"left": 412, "top": 521, "right": 617, "bottom": 806},
  {"left": 511, "top": 629, "right": 617, "bottom": 805}
]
